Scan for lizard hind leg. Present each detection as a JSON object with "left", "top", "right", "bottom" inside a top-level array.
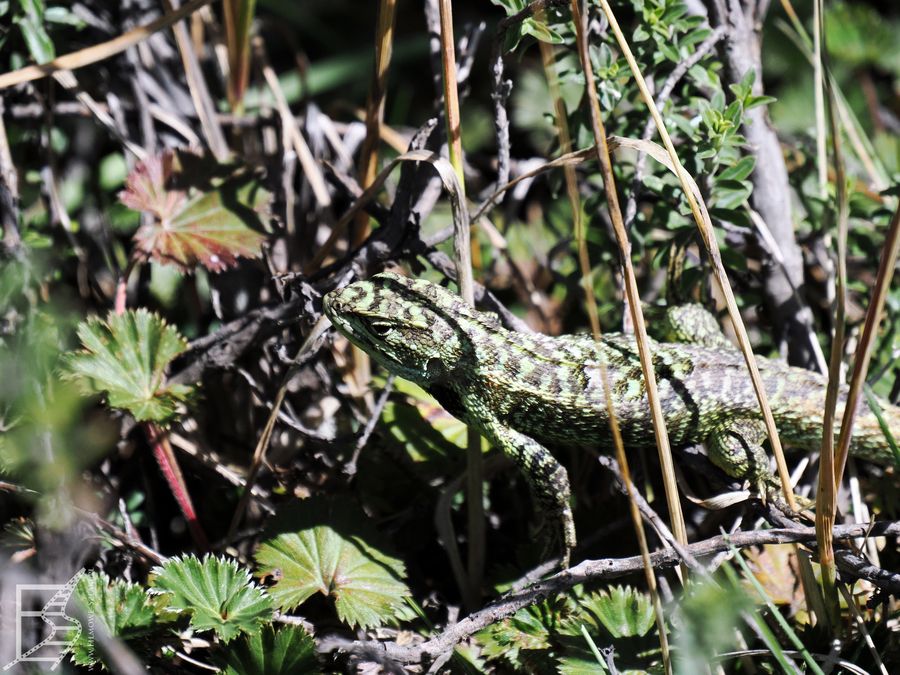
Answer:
[
  {"left": 662, "top": 303, "right": 734, "bottom": 349},
  {"left": 705, "top": 417, "right": 773, "bottom": 495}
]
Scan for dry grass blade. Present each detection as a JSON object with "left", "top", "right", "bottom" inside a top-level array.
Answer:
[
  {"left": 0, "top": 0, "right": 219, "bottom": 90},
  {"left": 162, "top": 0, "right": 229, "bottom": 161},
  {"left": 436, "top": 0, "right": 482, "bottom": 607},
  {"left": 347, "top": 0, "right": 399, "bottom": 519},
  {"left": 355, "top": 0, "right": 398, "bottom": 247},
  {"left": 223, "top": 0, "right": 257, "bottom": 112},
  {"left": 833, "top": 201, "right": 900, "bottom": 484},
  {"left": 777, "top": 0, "right": 891, "bottom": 194},
  {"left": 570, "top": 2, "right": 674, "bottom": 671},
  {"left": 536, "top": 3, "right": 600, "bottom": 340},
  {"left": 815, "top": 0, "right": 848, "bottom": 626}
]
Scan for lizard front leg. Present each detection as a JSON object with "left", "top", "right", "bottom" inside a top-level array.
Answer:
[{"left": 475, "top": 411, "right": 576, "bottom": 566}]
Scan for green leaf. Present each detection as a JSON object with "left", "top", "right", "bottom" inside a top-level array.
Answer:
[
  {"left": 44, "top": 6, "right": 86, "bottom": 27},
  {"left": 476, "top": 602, "right": 553, "bottom": 665},
  {"left": 64, "top": 309, "right": 193, "bottom": 424},
  {"left": 254, "top": 498, "right": 410, "bottom": 629},
  {"left": 717, "top": 156, "right": 756, "bottom": 182},
  {"left": 68, "top": 572, "right": 174, "bottom": 667},
  {"left": 150, "top": 555, "right": 273, "bottom": 643},
  {"left": 213, "top": 624, "right": 320, "bottom": 675},
  {"left": 520, "top": 17, "right": 563, "bottom": 45},
  {"left": 120, "top": 150, "right": 270, "bottom": 272},
  {"left": 580, "top": 585, "right": 655, "bottom": 638},
  {"left": 745, "top": 94, "right": 777, "bottom": 111},
  {"left": 15, "top": 0, "right": 55, "bottom": 62}
]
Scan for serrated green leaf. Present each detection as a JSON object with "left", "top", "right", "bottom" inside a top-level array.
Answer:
[
  {"left": 254, "top": 499, "right": 410, "bottom": 629},
  {"left": 580, "top": 586, "right": 655, "bottom": 639},
  {"left": 213, "top": 624, "right": 320, "bottom": 675},
  {"left": 150, "top": 555, "right": 273, "bottom": 643},
  {"left": 64, "top": 309, "right": 193, "bottom": 424},
  {"left": 68, "top": 572, "right": 174, "bottom": 667}
]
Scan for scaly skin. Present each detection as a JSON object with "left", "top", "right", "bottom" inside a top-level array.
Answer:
[{"left": 323, "top": 272, "right": 900, "bottom": 561}]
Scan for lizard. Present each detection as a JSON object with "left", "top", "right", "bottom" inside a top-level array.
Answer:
[{"left": 323, "top": 271, "right": 900, "bottom": 563}]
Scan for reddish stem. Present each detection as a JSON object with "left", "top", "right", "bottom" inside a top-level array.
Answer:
[{"left": 148, "top": 424, "right": 209, "bottom": 551}]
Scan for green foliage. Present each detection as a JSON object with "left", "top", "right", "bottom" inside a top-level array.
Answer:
[
  {"left": 120, "top": 150, "right": 270, "bottom": 272},
  {"left": 476, "top": 598, "right": 557, "bottom": 668},
  {"left": 2, "top": 0, "right": 898, "bottom": 670},
  {"left": 11, "top": 0, "right": 54, "bottom": 61},
  {"left": 491, "top": 0, "right": 565, "bottom": 53},
  {"left": 579, "top": 585, "right": 656, "bottom": 639},
  {"left": 254, "top": 498, "right": 411, "bottom": 629},
  {"left": 0, "top": 0, "right": 83, "bottom": 59},
  {"left": 0, "top": 263, "right": 106, "bottom": 490},
  {"left": 64, "top": 309, "right": 193, "bottom": 424},
  {"left": 212, "top": 624, "right": 321, "bottom": 675},
  {"left": 150, "top": 555, "right": 273, "bottom": 643},
  {"left": 674, "top": 576, "right": 752, "bottom": 673},
  {"left": 825, "top": 1, "right": 900, "bottom": 72},
  {"left": 476, "top": 586, "right": 661, "bottom": 673},
  {"left": 68, "top": 572, "right": 176, "bottom": 668}
]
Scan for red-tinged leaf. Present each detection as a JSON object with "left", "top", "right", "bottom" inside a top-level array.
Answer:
[
  {"left": 119, "top": 150, "right": 185, "bottom": 220},
  {"left": 121, "top": 151, "right": 270, "bottom": 273}
]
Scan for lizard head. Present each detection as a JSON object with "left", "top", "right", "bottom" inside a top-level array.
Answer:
[{"left": 323, "top": 272, "right": 465, "bottom": 384}]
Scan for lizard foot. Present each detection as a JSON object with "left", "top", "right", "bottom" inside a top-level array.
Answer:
[{"left": 706, "top": 417, "right": 772, "bottom": 493}]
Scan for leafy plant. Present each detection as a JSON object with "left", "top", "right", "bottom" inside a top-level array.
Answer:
[
  {"left": 254, "top": 498, "right": 411, "bottom": 629},
  {"left": 68, "top": 572, "right": 176, "bottom": 668},
  {"left": 476, "top": 587, "right": 660, "bottom": 673},
  {"left": 212, "top": 624, "right": 321, "bottom": 675},
  {"left": 150, "top": 555, "right": 273, "bottom": 643},
  {"left": 64, "top": 309, "right": 193, "bottom": 424},
  {"left": 579, "top": 585, "right": 656, "bottom": 639}
]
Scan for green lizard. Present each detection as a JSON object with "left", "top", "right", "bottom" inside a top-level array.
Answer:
[{"left": 323, "top": 272, "right": 900, "bottom": 562}]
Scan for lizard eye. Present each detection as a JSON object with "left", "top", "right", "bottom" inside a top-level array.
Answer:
[{"left": 371, "top": 323, "right": 393, "bottom": 338}]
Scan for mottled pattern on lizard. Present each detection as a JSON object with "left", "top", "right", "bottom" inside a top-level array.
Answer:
[{"left": 323, "top": 272, "right": 900, "bottom": 561}]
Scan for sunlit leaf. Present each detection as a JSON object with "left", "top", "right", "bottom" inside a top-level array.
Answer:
[
  {"left": 150, "top": 555, "right": 273, "bottom": 643},
  {"left": 120, "top": 150, "right": 270, "bottom": 272},
  {"left": 213, "top": 624, "right": 320, "bottom": 675},
  {"left": 580, "top": 585, "right": 655, "bottom": 639},
  {"left": 15, "top": 0, "right": 55, "bottom": 62},
  {"left": 64, "top": 309, "right": 193, "bottom": 424},
  {"left": 68, "top": 572, "right": 174, "bottom": 667},
  {"left": 254, "top": 498, "right": 410, "bottom": 629}
]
